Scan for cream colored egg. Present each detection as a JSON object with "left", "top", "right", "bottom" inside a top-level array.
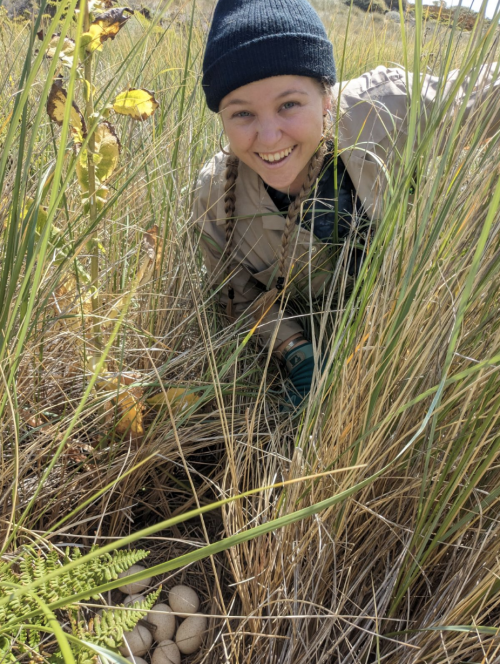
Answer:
[
  {"left": 126, "top": 658, "right": 148, "bottom": 664},
  {"left": 118, "top": 565, "right": 152, "bottom": 594},
  {"left": 151, "top": 639, "right": 181, "bottom": 664},
  {"left": 175, "top": 614, "right": 207, "bottom": 655},
  {"left": 119, "top": 623, "right": 153, "bottom": 657},
  {"left": 148, "top": 603, "right": 176, "bottom": 642},
  {"left": 168, "top": 585, "right": 200, "bottom": 616}
]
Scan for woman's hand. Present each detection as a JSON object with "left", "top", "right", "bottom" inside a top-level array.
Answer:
[
  {"left": 284, "top": 341, "right": 316, "bottom": 404},
  {"left": 274, "top": 334, "right": 322, "bottom": 407}
]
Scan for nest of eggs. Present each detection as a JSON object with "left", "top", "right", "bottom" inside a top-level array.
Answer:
[{"left": 116, "top": 567, "right": 208, "bottom": 664}]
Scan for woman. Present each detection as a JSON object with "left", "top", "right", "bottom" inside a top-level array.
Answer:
[{"left": 193, "top": 0, "right": 500, "bottom": 406}]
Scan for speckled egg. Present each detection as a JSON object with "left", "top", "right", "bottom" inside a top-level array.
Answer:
[
  {"left": 168, "top": 585, "right": 200, "bottom": 616},
  {"left": 175, "top": 614, "right": 207, "bottom": 655},
  {"left": 119, "top": 623, "right": 153, "bottom": 657},
  {"left": 151, "top": 639, "right": 181, "bottom": 664},
  {"left": 148, "top": 603, "right": 176, "bottom": 642},
  {"left": 118, "top": 565, "right": 152, "bottom": 594}
]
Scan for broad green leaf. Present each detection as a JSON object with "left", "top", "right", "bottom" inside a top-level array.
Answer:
[
  {"left": 113, "top": 88, "right": 159, "bottom": 121},
  {"left": 46, "top": 78, "right": 86, "bottom": 145}
]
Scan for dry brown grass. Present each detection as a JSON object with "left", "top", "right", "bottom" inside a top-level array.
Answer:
[{"left": 1, "top": 2, "right": 500, "bottom": 662}]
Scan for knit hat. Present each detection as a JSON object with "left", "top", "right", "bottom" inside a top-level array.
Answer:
[{"left": 202, "top": 0, "right": 336, "bottom": 113}]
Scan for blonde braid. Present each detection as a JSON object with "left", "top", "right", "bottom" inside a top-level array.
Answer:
[
  {"left": 249, "top": 141, "right": 329, "bottom": 322},
  {"left": 223, "top": 153, "right": 239, "bottom": 319},
  {"left": 276, "top": 141, "right": 328, "bottom": 291}
]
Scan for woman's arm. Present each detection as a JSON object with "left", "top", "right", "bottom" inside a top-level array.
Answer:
[{"left": 420, "top": 61, "right": 500, "bottom": 143}]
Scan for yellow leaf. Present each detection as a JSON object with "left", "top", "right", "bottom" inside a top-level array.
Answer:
[
  {"left": 81, "top": 30, "right": 102, "bottom": 56},
  {"left": 35, "top": 205, "right": 48, "bottom": 233},
  {"left": 95, "top": 121, "right": 121, "bottom": 181},
  {"left": 98, "top": 373, "right": 144, "bottom": 440},
  {"left": 81, "top": 185, "right": 109, "bottom": 212},
  {"left": 85, "top": 7, "right": 134, "bottom": 52},
  {"left": 148, "top": 388, "right": 197, "bottom": 415},
  {"left": 47, "top": 78, "right": 87, "bottom": 145},
  {"left": 77, "top": 148, "right": 110, "bottom": 208},
  {"left": 3, "top": 197, "right": 41, "bottom": 231},
  {"left": 76, "top": 121, "right": 120, "bottom": 195},
  {"left": 136, "top": 224, "right": 159, "bottom": 286},
  {"left": 113, "top": 88, "right": 159, "bottom": 121},
  {"left": 0, "top": 110, "right": 13, "bottom": 137},
  {"left": 76, "top": 149, "right": 90, "bottom": 192},
  {"left": 52, "top": 273, "right": 93, "bottom": 333},
  {"left": 40, "top": 32, "right": 76, "bottom": 67},
  {"left": 88, "top": 0, "right": 116, "bottom": 13}
]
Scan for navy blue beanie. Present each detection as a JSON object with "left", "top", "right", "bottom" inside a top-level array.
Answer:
[{"left": 202, "top": 0, "right": 336, "bottom": 113}]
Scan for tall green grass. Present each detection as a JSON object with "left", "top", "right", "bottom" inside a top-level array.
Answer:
[{"left": 1, "top": 0, "right": 500, "bottom": 661}]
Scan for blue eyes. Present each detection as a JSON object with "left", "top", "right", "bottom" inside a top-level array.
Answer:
[{"left": 232, "top": 101, "right": 299, "bottom": 119}]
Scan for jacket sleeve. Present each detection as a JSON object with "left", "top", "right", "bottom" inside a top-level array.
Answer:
[
  {"left": 192, "top": 160, "right": 303, "bottom": 350},
  {"left": 337, "top": 62, "right": 500, "bottom": 218},
  {"left": 338, "top": 62, "right": 500, "bottom": 148},
  {"left": 419, "top": 61, "right": 500, "bottom": 141}
]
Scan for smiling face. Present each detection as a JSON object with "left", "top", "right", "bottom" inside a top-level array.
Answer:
[{"left": 219, "top": 75, "right": 331, "bottom": 196}]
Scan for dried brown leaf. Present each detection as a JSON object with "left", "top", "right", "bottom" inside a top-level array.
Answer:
[
  {"left": 46, "top": 78, "right": 87, "bottom": 144},
  {"left": 91, "top": 7, "right": 134, "bottom": 44}
]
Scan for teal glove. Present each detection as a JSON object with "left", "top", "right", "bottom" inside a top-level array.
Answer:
[{"left": 283, "top": 342, "right": 317, "bottom": 407}]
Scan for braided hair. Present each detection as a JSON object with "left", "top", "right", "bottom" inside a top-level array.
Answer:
[
  {"left": 223, "top": 153, "right": 240, "bottom": 319},
  {"left": 275, "top": 141, "right": 328, "bottom": 293},
  {"left": 223, "top": 136, "right": 329, "bottom": 322}
]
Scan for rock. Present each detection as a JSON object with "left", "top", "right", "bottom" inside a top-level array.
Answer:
[{"left": 386, "top": 10, "right": 401, "bottom": 22}]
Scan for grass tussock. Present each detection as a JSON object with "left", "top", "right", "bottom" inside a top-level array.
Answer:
[{"left": 1, "top": 0, "right": 500, "bottom": 662}]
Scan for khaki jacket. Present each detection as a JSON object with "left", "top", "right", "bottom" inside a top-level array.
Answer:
[{"left": 193, "top": 64, "right": 500, "bottom": 349}]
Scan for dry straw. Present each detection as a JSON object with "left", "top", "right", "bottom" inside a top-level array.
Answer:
[{"left": 1, "top": 1, "right": 500, "bottom": 662}]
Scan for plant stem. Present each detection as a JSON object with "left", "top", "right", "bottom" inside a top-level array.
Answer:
[{"left": 83, "top": 0, "right": 100, "bottom": 360}]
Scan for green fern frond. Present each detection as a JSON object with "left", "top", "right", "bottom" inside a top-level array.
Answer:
[
  {"left": 91, "top": 589, "right": 159, "bottom": 651},
  {"left": 0, "top": 636, "right": 16, "bottom": 662},
  {"left": 0, "top": 560, "right": 18, "bottom": 585},
  {"left": 0, "top": 544, "right": 154, "bottom": 661}
]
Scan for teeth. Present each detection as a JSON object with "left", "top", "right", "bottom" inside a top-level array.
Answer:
[{"left": 259, "top": 146, "right": 294, "bottom": 162}]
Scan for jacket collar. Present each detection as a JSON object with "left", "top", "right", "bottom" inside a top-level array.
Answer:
[{"left": 215, "top": 157, "right": 287, "bottom": 230}]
